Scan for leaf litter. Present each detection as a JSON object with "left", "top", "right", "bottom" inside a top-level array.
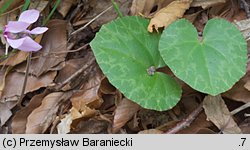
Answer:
[{"left": 0, "top": 0, "right": 250, "bottom": 134}]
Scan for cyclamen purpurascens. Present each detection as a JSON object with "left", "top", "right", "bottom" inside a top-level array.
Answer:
[{"left": 3, "top": 9, "right": 48, "bottom": 52}]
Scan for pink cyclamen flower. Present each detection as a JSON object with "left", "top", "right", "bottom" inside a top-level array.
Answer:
[{"left": 3, "top": 9, "right": 48, "bottom": 52}]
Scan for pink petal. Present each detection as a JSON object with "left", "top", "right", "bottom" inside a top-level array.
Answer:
[
  {"left": 27, "top": 27, "right": 48, "bottom": 34},
  {"left": 5, "top": 21, "right": 30, "bottom": 33},
  {"left": 6, "top": 37, "right": 25, "bottom": 49},
  {"left": 7, "top": 37, "right": 42, "bottom": 52},
  {"left": 18, "top": 9, "right": 40, "bottom": 24}
]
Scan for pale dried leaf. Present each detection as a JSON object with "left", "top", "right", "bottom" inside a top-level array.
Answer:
[
  {"left": 130, "top": 0, "right": 173, "bottom": 16},
  {"left": 25, "top": 92, "right": 72, "bottom": 133},
  {"left": 148, "top": 0, "right": 193, "bottom": 32},
  {"left": 235, "top": 18, "right": 250, "bottom": 41},
  {"left": 1, "top": 71, "right": 56, "bottom": 99},
  {"left": 191, "top": 0, "right": 226, "bottom": 9},
  {"left": 203, "top": 95, "right": 242, "bottom": 134},
  {"left": 57, "top": 106, "right": 96, "bottom": 134},
  {"left": 11, "top": 92, "right": 47, "bottom": 134},
  {"left": 112, "top": 98, "right": 140, "bottom": 133},
  {"left": 0, "top": 101, "right": 16, "bottom": 126}
]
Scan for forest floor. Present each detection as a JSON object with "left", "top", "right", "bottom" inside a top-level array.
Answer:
[{"left": 0, "top": 0, "right": 250, "bottom": 134}]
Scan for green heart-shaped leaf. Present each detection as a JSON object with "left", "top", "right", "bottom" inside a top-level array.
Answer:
[
  {"left": 90, "top": 16, "right": 181, "bottom": 111},
  {"left": 159, "top": 18, "right": 247, "bottom": 95}
]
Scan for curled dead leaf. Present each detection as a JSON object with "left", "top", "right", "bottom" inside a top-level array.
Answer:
[{"left": 148, "top": 0, "right": 193, "bottom": 32}]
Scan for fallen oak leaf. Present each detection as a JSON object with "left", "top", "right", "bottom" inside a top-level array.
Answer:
[{"left": 148, "top": 0, "right": 193, "bottom": 32}]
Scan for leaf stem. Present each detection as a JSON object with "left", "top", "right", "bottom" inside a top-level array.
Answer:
[
  {"left": 0, "top": 0, "right": 14, "bottom": 15},
  {"left": 21, "top": 0, "right": 30, "bottom": 12},
  {"left": 111, "top": 0, "right": 123, "bottom": 17},
  {"left": 17, "top": 52, "right": 31, "bottom": 108},
  {"left": 43, "top": 0, "right": 61, "bottom": 25}
]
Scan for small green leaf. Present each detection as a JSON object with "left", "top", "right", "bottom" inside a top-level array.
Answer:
[
  {"left": 159, "top": 19, "right": 247, "bottom": 95},
  {"left": 90, "top": 16, "right": 181, "bottom": 111}
]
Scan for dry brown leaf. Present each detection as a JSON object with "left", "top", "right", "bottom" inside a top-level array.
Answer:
[
  {"left": 11, "top": 92, "right": 48, "bottom": 134},
  {"left": 99, "top": 77, "right": 116, "bottom": 95},
  {"left": 222, "top": 73, "right": 250, "bottom": 103},
  {"left": 25, "top": 92, "right": 72, "bottom": 133},
  {"left": 71, "top": 118, "right": 109, "bottom": 134},
  {"left": 57, "top": 0, "right": 77, "bottom": 17},
  {"left": 191, "top": 0, "right": 226, "bottom": 9},
  {"left": 239, "top": 118, "right": 250, "bottom": 134},
  {"left": 84, "top": 0, "right": 132, "bottom": 29},
  {"left": 28, "top": 19, "right": 67, "bottom": 77},
  {"left": 55, "top": 54, "right": 94, "bottom": 91},
  {"left": 203, "top": 95, "right": 242, "bottom": 134},
  {"left": 196, "top": 128, "right": 216, "bottom": 134},
  {"left": 0, "top": 71, "right": 56, "bottom": 100},
  {"left": 0, "top": 51, "right": 28, "bottom": 66},
  {"left": 55, "top": 58, "right": 86, "bottom": 84},
  {"left": 148, "top": 0, "right": 193, "bottom": 32},
  {"left": 0, "top": 66, "right": 12, "bottom": 97},
  {"left": 112, "top": 98, "right": 140, "bottom": 133},
  {"left": 70, "top": 68, "right": 104, "bottom": 110},
  {"left": 29, "top": 0, "right": 49, "bottom": 12}
]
